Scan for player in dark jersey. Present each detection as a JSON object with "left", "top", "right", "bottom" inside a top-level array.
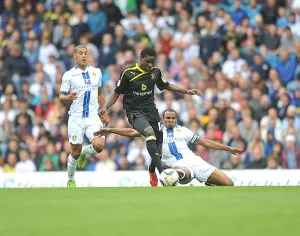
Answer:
[{"left": 99, "top": 47, "right": 201, "bottom": 186}]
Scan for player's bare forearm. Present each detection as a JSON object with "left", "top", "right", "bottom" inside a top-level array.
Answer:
[
  {"left": 59, "top": 92, "right": 77, "bottom": 104},
  {"left": 166, "top": 83, "right": 188, "bottom": 94},
  {"left": 98, "top": 88, "right": 106, "bottom": 107},
  {"left": 196, "top": 139, "right": 243, "bottom": 154},
  {"left": 196, "top": 139, "right": 230, "bottom": 151},
  {"left": 103, "top": 91, "right": 120, "bottom": 110},
  {"left": 99, "top": 128, "right": 141, "bottom": 137},
  {"left": 59, "top": 94, "right": 70, "bottom": 104},
  {"left": 166, "top": 83, "right": 202, "bottom": 96}
]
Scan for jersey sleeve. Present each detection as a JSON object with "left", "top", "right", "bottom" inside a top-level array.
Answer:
[
  {"left": 98, "top": 68, "right": 102, "bottom": 88},
  {"left": 60, "top": 72, "right": 71, "bottom": 94},
  {"left": 114, "top": 70, "right": 129, "bottom": 94},
  {"left": 183, "top": 127, "right": 201, "bottom": 144},
  {"left": 155, "top": 69, "right": 169, "bottom": 91}
]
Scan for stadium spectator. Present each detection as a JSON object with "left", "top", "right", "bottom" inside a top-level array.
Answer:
[{"left": 15, "top": 148, "right": 36, "bottom": 172}]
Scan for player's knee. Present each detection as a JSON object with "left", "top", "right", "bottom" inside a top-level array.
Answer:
[
  {"left": 224, "top": 178, "right": 234, "bottom": 186},
  {"left": 143, "top": 126, "right": 155, "bottom": 138},
  {"left": 94, "top": 144, "right": 104, "bottom": 153},
  {"left": 92, "top": 139, "right": 104, "bottom": 153},
  {"left": 71, "top": 145, "right": 82, "bottom": 158}
]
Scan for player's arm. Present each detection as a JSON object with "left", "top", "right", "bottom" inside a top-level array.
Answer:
[
  {"left": 98, "top": 87, "right": 110, "bottom": 126},
  {"left": 99, "top": 70, "right": 129, "bottom": 115},
  {"left": 59, "top": 72, "right": 77, "bottom": 104},
  {"left": 155, "top": 69, "right": 201, "bottom": 96},
  {"left": 166, "top": 83, "right": 202, "bottom": 96},
  {"left": 195, "top": 139, "right": 243, "bottom": 154},
  {"left": 93, "top": 127, "right": 141, "bottom": 137},
  {"left": 59, "top": 92, "right": 77, "bottom": 104}
]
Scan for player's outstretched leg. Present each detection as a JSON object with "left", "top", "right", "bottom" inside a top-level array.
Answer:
[
  {"left": 206, "top": 169, "right": 234, "bottom": 186},
  {"left": 67, "top": 144, "right": 82, "bottom": 187},
  {"left": 78, "top": 137, "right": 105, "bottom": 169}
]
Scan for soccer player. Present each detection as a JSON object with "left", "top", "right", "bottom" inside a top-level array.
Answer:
[
  {"left": 94, "top": 109, "right": 243, "bottom": 186},
  {"left": 59, "top": 45, "right": 109, "bottom": 187},
  {"left": 99, "top": 47, "right": 201, "bottom": 186}
]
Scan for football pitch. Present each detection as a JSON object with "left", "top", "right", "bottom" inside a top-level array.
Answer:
[{"left": 0, "top": 187, "right": 299, "bottom": 236}]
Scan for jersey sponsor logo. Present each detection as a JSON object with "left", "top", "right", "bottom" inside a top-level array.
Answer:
[
  {"left": 76, "top": 84, "right": 98, "bottom": 92},
  {"left": 133, "top": 90, "right": 152, "bottom": 96},
  {"left": 141, "top": 84, "right": 147, "bottom": 91}
]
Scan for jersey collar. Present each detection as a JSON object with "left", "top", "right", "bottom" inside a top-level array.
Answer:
[
  {"left": 74, "top": 65, "right": 90, "bottom": 71},
  {"left": 136, "top": 63, "right": 146, "bottom": 73}
]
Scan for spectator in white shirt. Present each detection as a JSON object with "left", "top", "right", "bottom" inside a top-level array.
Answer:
[
  {"left": 15, "top": 149, "right": 37, "bottom": 172},
  {"left": 222, "top": 49, "right": 246, "bottom": 81}
]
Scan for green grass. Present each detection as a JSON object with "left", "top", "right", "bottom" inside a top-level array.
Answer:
[{"left": 0, "top": 187, "right": 299, "bottom": 236}]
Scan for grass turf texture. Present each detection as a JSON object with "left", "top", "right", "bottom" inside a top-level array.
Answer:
[{"left": 0, "top": 187, "right": 299, "bottom": 236}]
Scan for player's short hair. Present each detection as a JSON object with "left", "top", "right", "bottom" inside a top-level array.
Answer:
[
  {"left": 140, "top": 47, "right": 156, "bottom": 58},
  {"left": 163, "top": 109, "right": 178, "bottom": 118},
  {"left": 74, "top": 45, "right": 87, "bottom": 53}
]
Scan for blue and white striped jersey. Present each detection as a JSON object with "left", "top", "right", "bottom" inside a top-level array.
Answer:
[
  {"left": 60, "top": 65, "right": 102, "bottom": 118},
  {"left": 161, "top": 125, "right": 201, "bottom": 166}
]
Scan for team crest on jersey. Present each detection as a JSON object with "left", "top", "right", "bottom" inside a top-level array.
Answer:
[
  {"left": 92, "top": 72, "right": 96, "bottom": 78},
  {"left": 72, "top": 135, "right": 78, "bottom": 141}
]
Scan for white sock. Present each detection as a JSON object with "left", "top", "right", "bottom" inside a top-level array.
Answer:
[
  {"left": 81, "top": 144, "right": 98, "bottom": 155},
  {"left": 68, "top": 155, "right": 78, "bottom": 181}
]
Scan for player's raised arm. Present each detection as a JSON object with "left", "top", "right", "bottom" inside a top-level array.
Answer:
[
  {"left": 155, "top": 70, "right": 201, "bottom": 96},
  {"left": 194, "top": 139, "right": 243, "bottom": 154},
  {"left": 93, "top": 128, "right": 141, "bottom": 137},
  {"left": 166, "top": 83, "right": 202, "bottom": 96}
]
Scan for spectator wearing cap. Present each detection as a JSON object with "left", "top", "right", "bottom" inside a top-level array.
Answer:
[
  {"left": 264, "top": 127, "right": 277, "bottom": 157},
  {"left": 276, "top": 48, "right": 298, "bottom": 85},
  {"left": 282, "top": 135, "right": 300, "bottom": 168}
]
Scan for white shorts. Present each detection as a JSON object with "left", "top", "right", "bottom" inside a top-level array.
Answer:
[
  {"left": 172, "top": 156, "right": 216, "bottom": 183},
  {"left": 68, "top": 116, "right": 104, "bottom": 144}
]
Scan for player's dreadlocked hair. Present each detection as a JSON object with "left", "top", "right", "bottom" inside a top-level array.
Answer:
[
  {"left": 163, "top": 109, "right": 178, "bottom": 118},
  {"left": 140, "top": 47, "right": 156, "bottom": 58}
]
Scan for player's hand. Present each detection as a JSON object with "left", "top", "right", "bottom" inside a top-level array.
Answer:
[
  {"left": 187, "top": 89, "right": 202, "bottom": 96},
  {"left": 99, "top": 106, "right": 107, "bottom": 116},
  {"left": 68, "top": 92, "right": 78, "bottom": 100},
  {"left": 93, "top": 128, "right": 110, "bottom": 136},
  {"left": 99, "top": 110, "right": 110, "bottom": 127},
  {"left": 229, "top": 147, "right": 243, "bottom": 155}
]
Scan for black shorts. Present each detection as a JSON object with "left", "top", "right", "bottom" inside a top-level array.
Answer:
[{"left": 126, "top": 110, "right": 163, "bottom": 144}]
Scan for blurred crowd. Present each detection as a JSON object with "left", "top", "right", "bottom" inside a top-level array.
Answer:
[{"left": 0, "top": 0, "right": 299, "bottom": 173}]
